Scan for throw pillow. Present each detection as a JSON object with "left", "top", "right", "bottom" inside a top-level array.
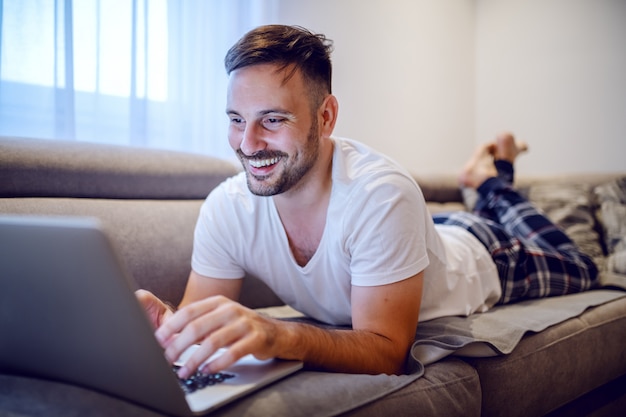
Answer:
[
  {"left": 526, "top": 183, "right": 604, "bottom": 261},
  {"left": 594, "top": 177, "right": 626, "bottom": 275}
]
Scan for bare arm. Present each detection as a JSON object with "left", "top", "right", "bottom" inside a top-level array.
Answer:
[
  {"left": 275, "top": 270, "right": 424, "bottom": 374},
  {"left": 178, "top": 270, "right": 243, "bottom": 308},
  {"left": 157, "top": 270, "right": 423, "bottom": 377}
]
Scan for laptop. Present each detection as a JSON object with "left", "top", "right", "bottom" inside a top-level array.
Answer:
[{"left": 0, "top": 215, "right": 302, "bottom": 416}]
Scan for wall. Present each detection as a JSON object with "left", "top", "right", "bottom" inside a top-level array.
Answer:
[
  {"left": 475, "top": 0, "right": 626, "bottom": 175},
  {"left": 273, "top": 0, "right": 625, "bottom": 176},
  {"left": 276, "top": 0, "right": 476, "bottom": 175}
]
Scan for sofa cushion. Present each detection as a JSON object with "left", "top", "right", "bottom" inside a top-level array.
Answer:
[
  {"left": 342, "top": 359, "right": 481, "bottom": 417},
  {"left": 464, "top": 295, "right": 626, "bottom": 417}
]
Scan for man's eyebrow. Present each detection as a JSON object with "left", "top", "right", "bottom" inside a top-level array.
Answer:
[
  {"left": 225, "top": 109, "right": 296, "bottom": 118},
  {"left": 260, "top": 109, "right": 295, "bottom": 117}
]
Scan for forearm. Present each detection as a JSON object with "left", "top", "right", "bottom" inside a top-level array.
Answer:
[
  {"left": 276, "top": 320, "right": 410, "bottom": 375},
  {"left": 271, "top": 275, "right": 423, "bottom": 375}
]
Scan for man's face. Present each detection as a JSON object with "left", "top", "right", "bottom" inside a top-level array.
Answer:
[{"left": 226, "top": 64, "right": 321, "bottom": 196}]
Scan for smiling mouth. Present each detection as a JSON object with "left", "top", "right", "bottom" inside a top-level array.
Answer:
[{"left": 248, "top": 156, "right": 281, "bottom": 169}]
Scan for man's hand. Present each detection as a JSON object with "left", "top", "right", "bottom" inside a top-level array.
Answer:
[
  {"left": 135, "top": 289, "right": 175, "bottom": 329},
  {"left": 155, "top": 295, "right": 281, "bottom": 379}
]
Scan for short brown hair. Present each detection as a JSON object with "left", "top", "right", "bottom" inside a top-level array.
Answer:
[{"left": 225, "top": 25, "right": 333, "bottom": 109}]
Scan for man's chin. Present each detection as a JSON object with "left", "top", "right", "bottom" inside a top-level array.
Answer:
[{"left": 246, "top": 175, "right": 279, "bottom": 197}]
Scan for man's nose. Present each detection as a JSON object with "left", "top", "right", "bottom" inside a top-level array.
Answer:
[{"left": 240, "top": 123, "right": 266, "bottom": 156}]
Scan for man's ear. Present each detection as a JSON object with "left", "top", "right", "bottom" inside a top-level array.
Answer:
[{"left": 319, "top": 94, "right": 339, "bottom": 137}]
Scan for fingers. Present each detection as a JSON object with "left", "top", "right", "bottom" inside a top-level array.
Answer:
[
  {"left": 135, "top": 289, "right": 158, "bottom": 310},
  {"left": 155, "top": 296, "right": 229, "bottom": 356},
  {"left": 184, "top": 325, "right": 253, "bottom": 378},
  {"left": 135, "top": 289, "right": 171, "bottom": 329},
  {"left": 201, "top": 337, "right": 254, "bottom": 373},
  {"left": 156, "top": 296, "right": 277, "bottom": 379}
]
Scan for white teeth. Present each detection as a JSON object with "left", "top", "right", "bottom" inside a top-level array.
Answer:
[{"left": 249, "top": 157, "right": 279, "bottom": 168}]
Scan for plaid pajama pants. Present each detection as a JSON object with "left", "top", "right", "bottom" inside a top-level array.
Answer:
[{"left": 432, "top": 161, "right": 599, "bottom": 305}]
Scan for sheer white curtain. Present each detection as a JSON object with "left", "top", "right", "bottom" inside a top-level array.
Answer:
[{"left": 0, "top": 0, "right": 277, "bottom": 159}]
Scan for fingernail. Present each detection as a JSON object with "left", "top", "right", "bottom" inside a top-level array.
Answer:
[{"left": 177, "top": 366, "right": 190, "bottom": 379}]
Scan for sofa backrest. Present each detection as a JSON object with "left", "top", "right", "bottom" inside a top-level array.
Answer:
[{"left": 0, "top": 136, "right": 237, "bottom": 199}]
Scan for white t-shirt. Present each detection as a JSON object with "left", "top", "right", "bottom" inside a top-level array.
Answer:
[{"left": 192, "top": 137, "right": 501, "bottom": 325}]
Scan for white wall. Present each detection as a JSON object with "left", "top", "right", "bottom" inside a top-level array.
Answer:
[
  {"left": 475, "top": 0, "right": 626, "bottom": 175},
  {"left": 272, "top": 0, "right": 625, "bottom": 175}
]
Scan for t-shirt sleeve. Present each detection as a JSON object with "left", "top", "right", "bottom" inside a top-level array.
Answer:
[{"left": 346, "top": 173, "right": 431, "bottom": 286}]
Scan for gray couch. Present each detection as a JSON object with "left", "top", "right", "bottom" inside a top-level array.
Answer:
[{"left": 1, "top": 136, "right": 625, "bottom": 417}]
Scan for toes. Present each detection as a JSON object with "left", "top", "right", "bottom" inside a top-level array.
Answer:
[{"left": 495, "top": 132, "right": 528, "bottom": 162}]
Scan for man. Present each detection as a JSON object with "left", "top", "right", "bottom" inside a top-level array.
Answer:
[{"left": 137, "top": 24, "right": 598, "bottom": 378}]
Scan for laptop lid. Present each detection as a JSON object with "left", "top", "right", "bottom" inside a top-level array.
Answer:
[{"left": 0, "top": 215, "right": 301, "bottom": 416}]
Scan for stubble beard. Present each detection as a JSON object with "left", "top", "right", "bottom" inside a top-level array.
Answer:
[{"left": 238, "top": 123, "right": 320, "bottom": 197}]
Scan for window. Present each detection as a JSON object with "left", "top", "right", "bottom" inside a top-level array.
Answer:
[{"left": 0, "top": 0, "right": 277, "bottom": 159}]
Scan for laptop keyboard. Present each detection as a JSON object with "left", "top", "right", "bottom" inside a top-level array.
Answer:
[{"left": 173, "top": 365, "right": 235, "bottom": 394}]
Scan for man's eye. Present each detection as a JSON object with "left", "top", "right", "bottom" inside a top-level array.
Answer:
[
  {"left": 264, "top": 117, "right": 284, "bottom": 125},
  {"left": 230, "top": 117, "right": 243, "bottom": 124}
]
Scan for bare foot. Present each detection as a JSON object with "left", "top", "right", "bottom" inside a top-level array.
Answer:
[
  {"left": 458, "top": 143, "right": 498, "bottom": 189},
  {"left": 494, "top": 132, "right": 528, "bottom": 163}
]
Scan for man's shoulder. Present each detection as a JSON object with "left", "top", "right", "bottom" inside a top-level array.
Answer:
[{"left": 332, "top": 136, "right": 418, "bottom": 191}]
